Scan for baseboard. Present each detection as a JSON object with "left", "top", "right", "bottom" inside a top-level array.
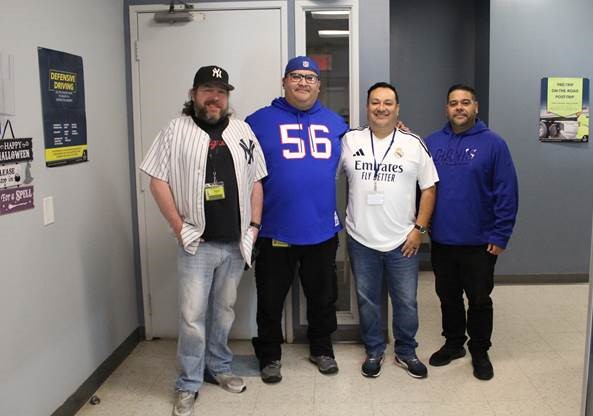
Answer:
[
  {"left": 495, "top": 273, "right": 589, "bottom": 284},
  {"left": 51, "top": 326, "right": 145, "bottom": 416}
]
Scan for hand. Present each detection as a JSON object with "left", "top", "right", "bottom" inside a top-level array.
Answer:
[
  {"left": 249, "top": 226, "right": 260, "bottom": 241},
  {"left": 396, "top": 120, "right": 410, "bottom": 132},
  {"left": 172, "top": 218, "right": 184, "bottom": 246},
  {"left": 401, "top": 229, "right": 422, "bottom": 258},
  {"left": 487, "top": 244, "right": 504, "bottom": 255}
]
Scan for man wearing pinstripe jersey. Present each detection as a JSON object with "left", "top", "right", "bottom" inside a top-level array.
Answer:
[{"left": 140, "top": 66, "right": 267, "bottom": 416}]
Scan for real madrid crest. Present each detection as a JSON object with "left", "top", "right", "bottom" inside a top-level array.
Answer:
[{"left": 394, "top": 147, "right": 404, "bottom": 158}]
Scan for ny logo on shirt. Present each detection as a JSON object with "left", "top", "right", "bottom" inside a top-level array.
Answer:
[{"left": 239, "top": 138, "right": 255, "bottom": 164}]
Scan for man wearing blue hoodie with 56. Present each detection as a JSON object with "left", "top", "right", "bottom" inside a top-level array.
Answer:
[
  {"left": 246, "top": 57, "right": 348, "bottom": 383},
  {"left": 425, "top": 84, "right": 518, "bottom": 381}
]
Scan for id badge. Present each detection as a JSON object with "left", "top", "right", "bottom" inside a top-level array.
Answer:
[
  {"left": 204, "top": 181, "right": 225, "bottom": 201},
  {"left": 272, "top": 239, "right": 290, "bottom": 248},
  {"left": 367, "top": 192, "right": 384, "bottom": 206}
]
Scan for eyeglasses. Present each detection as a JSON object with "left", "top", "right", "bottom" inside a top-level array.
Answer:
[{"left": 286, "top": 72, "right": 319, "bottom": 84}]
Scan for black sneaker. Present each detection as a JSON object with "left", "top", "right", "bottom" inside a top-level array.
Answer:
[
  {"left": 429, "top": 345, "right": 466, "bottom": 367},
  {"left": 394, "top": 354, "right": 428, "bottom": 378},
  {"left": 471, "top": 351, "right": 494, "bottom": 380},
  {"left": 361, "top": 354, "right": 384, "bottom": 378},
  {"left": 309, "top": 355, "right": 339, "bottom": 374}
]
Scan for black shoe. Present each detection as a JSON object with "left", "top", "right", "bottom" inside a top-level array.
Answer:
[
  {"left": 471, "top": 351, "right": 494, "bottom": 380},
  {"left": 394, "top": 354, "right": 428, "bottom": 379},
  {"left": 361, "top": 354, "right": 384, "bottom": 378},
  {"left": 429, "top": 345, "right": 466, "bottom": 367}
]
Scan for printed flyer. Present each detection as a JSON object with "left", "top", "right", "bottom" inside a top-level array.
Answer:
[
  {"left": 539, "top": 77, "right": 589, "bottom": 142},
  {"left": 38, "top": 47, "right": 88, "bottom": 166}
]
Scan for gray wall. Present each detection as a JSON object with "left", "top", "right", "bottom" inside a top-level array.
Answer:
[
  {"left": 359, "top": 0, "right": 390, "bottom": 124},
  {"left": 390, "top": 0, "right": 480, "bottom": 138},
  {"left": 490, "top": 0, "right": 593, "bottom": 275},
  {"left": 390, "top": 0, "right": 592, "bottom": 276},
  {"left": 0, "top": 1, "right": 139, "bottom": 415}
]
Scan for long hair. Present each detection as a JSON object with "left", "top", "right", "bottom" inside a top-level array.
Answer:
[{"left": 181, "top": 88, "right": 196, "bottom": 116}]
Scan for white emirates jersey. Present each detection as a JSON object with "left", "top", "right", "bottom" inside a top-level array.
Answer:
[{"left": 339, "top": 127, "right": 439, "bottom": 252}]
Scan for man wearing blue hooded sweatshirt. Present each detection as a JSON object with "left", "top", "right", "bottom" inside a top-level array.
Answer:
[
  {"left": 425, "top": 84, "right": 518, "bottom": 381},
  {"left": 246, "top": 56, "right": 348, "bottom": 383}
]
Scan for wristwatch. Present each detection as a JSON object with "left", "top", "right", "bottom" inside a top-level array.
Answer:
[
  {"left": 249, "top": 221, "right": 262, "bottom": 230},
  {"left": 414, "top": 224, "right": 427, "bottom": 234}
]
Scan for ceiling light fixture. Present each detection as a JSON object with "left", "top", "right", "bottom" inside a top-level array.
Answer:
[
  {"left": 311, "top": 10, "right": 350, "bottom": 20},
  {"left": 318, "top": 30, "right": 350, "bottom": 38}
]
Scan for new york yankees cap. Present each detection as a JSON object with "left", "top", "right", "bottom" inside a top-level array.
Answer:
[
  {"left": 193, "top": 65, "right": 235, "bottom": 91},
  {"left": 284, "top": 56, "right": 320, "bottom": 76}
]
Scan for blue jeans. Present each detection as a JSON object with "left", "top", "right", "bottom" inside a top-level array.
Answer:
[
  {"left": 175, "top": 241, "right": 245, "bottom": 393},
  {"left": 347, "top": 236, "right": 419, "bottom": 358}
]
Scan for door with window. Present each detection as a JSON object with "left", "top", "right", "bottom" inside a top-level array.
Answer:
[{"left": 289, "top": 0, "right": 362, "bottom": 342}]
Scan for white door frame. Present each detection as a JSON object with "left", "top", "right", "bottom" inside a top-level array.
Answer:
[{"left": 129, "top": 1, "right": 288, "bottom": 339}]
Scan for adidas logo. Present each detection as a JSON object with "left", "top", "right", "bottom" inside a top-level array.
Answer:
[{"left": 353, "top": 148, "right": 365, "bottom": 157}]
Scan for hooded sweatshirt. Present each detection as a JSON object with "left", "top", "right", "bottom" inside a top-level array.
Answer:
[
  {"left": 246, "top": 97, "right": 348, "bottom": 244},
  {"left": 425, "top": 120, "right": 518, "bottom": 248}
]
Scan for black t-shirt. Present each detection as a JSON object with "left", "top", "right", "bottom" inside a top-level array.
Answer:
[{"left": 193, "top": 115, "right": 241, "bottom": 242}]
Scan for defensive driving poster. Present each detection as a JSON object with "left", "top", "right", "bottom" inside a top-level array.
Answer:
[{"left": 38, "top": 47, "right": 88, "bottom": 166}]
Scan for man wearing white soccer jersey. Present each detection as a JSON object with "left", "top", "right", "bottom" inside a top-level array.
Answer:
[
  {"left": 340, "top": 82, "right": 438, "bottom": 379},
  {"left": 140, "top": 65, "right": 267, "bottom": 416}
]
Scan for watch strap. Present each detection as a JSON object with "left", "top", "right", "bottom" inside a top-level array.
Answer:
[{"left": 414, "top": 223, "right": 427, "bottom": 234}]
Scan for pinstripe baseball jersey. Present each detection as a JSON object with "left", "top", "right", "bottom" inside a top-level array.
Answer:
[{"left": 140, "top": 116, "right": 267, "bottom": 263}]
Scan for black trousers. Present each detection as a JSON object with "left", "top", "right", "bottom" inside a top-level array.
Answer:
[
  {"left": 430, "top": 242, "right": 497, "bottom": 353},
  {"left": 252, "top": 235, "right": 339, "bottom": 367}
]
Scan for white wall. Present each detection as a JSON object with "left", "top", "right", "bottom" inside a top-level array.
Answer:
[{"left": 0, "top": 1, "right": 138, "bottom": 415}]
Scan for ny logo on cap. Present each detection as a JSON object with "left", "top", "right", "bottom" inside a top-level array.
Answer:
[
  {"left": 303, "top": 61, "right": 310, "bottom": 68},
  {"left": 212, "top": 67, "right": 223, "bottom": 78}
]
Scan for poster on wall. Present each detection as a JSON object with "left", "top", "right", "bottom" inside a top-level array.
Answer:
[
  {"left": 539, "top": 77, "right": 589, "bottom": 142},
  {"left": 37, "top": 47, "right": 88, "bottom": 166},
  {"left": 0, "top": 120, "right": 34, "bottom": 216}
]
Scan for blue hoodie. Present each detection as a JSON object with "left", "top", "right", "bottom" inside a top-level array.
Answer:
[
  {"left": 246, "top": 97, "right": 348, "bottom": 244},
  {"left": 425, "top": 120, "right": 518, "bottom": 248}
]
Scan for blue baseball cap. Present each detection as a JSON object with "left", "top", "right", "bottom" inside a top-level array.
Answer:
[{"left": 284, "top": 56, "right": 320, "bottom": 76}]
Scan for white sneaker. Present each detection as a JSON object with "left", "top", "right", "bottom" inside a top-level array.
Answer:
[
  {"left": 172, "top": 390, "right": 196, "bottom": 416},
  {"left": 206, "top": 371, "right": 246, "bottom": 393}
]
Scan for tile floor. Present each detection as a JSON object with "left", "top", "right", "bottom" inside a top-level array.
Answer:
[{"left": 76, "top": 273, "right": 590, "bottom": 416}]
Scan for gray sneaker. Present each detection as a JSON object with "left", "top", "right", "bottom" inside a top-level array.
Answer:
[
  {"left": 261, "top": 360, "right": 282, "bottom": 383},
  {"left": 309, "top": 355, "right": 339, "bottom": 374},
  {"left": 172, "top": 390, "right": 196, "bottom": 416},
  {"left": 204, "top": 371, "right": 246, "bottom": 393}
]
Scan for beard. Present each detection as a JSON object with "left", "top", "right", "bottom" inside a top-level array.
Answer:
[{"left": 194, "top": 99, "right": 229, "bottom": 125}]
